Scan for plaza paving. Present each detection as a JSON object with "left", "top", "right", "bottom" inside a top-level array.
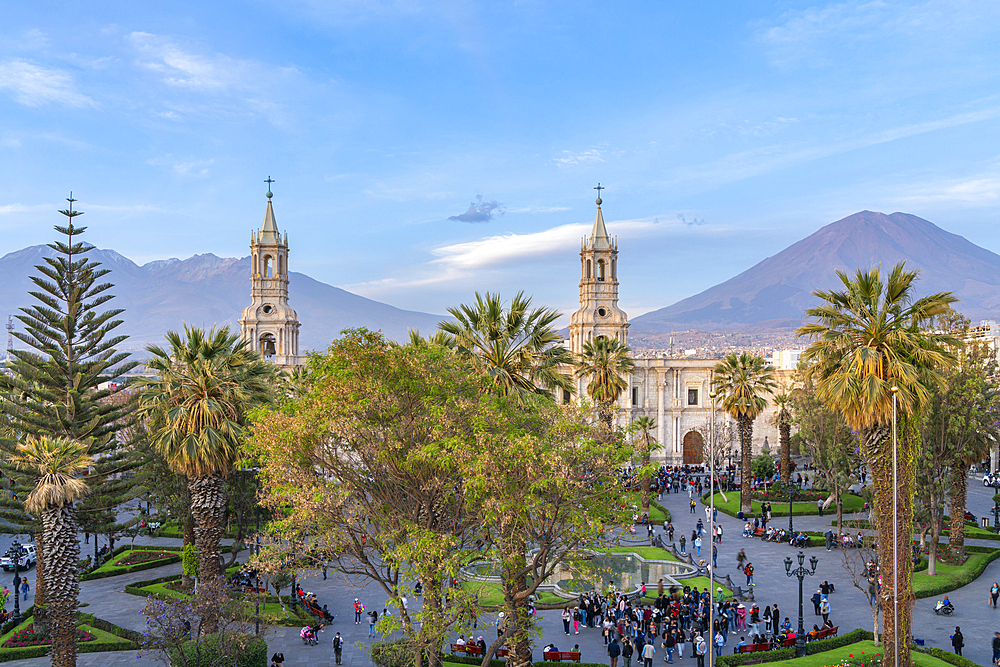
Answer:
[{"left": 2, "top": 475, "right": 999, "bottom": 666}]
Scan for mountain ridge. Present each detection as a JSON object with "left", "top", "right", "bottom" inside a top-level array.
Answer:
[
  {"left": 632, "top": 210, "right": 1000, "bottom": 335},
  {"left": 0, "top": 245, "right": 443, "bottom": 353}
]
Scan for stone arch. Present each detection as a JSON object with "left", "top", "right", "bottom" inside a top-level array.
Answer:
[
  {"left": 598, "top": 259, "right": 606, "bottom": 281},
  {"left": 260, "top": 332, "right": 276, "bottom": 357},
  {"left": 278, "top": 254, "right": 284, "bottom": 276},
  {"left": 586, "top": 259, "right": 592, "bottom": 280},
  {"left": 682, "top": 431, "right": 704, "bottom": 465},
  {"left": 263, "top": 254, "right": 273, "bottom": 278}
]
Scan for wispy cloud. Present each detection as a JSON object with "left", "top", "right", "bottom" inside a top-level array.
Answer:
[
  {"left": 0, "top": 204, "right": 50, "bottom": 215},
  {"left": 0, "top": 59, "right": 95, "bottom": 108},
  {"left": 146, "top": 155, "right": 214, "bottom": 178},
  {"left": 506, "top": 205, "right": 572, "bottom": 214},
  {"left": 554, "top": 149, "right": 605, "bottom": 167},
  {"left": 448, "top": 195, "right": 505, "bottom": 223}
]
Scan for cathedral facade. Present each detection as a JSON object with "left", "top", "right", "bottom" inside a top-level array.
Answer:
[
  {"left": 239, "top": 187, "right": 303, "bottom": 373},
  {"left": 567, "top": 193, "right": 787, "bottom": 465}
]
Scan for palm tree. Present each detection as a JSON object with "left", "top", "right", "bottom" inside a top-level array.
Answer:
[
  {"left": 12, "top": 436, "right": 91, "bottom": 667},
  {"left": 575, "top": 336, "right": 635, "bottom": 429},
  {"left": 439, "top": 292, "right": 573, "bottom": 401},
  {"left": 138, "top": 326, "right": 276, "bottom": 631},
  {"left": 634, "top": 416, "right": 659, "bottom": 517},
  {"left": 773, "top": 393, "right": 792, "bottom": 484},
  {"left": 798, "top": 262, "right": 956, "bottom": 666},
  {"left": 712, "top": 352, "right": 777, "bottom": 515}
]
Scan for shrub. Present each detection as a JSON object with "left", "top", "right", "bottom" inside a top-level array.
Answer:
[
  {"left": 370, "top": 639, "right": 416, "bottom": 667},
  {"left": 169, "top": 633, "right": 267, "bottom": 667},
  {"left": 913, "top": 549, "right": 1000, "bottom": 598},
  {"left": 182, "top": 544, "right": 198, "bottom": 577},
  {"left": 914, "top": 645, "right": 981, "bottom": 667}
]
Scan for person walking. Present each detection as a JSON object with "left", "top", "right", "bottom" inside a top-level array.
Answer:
[
  {"left": 811, "top": 590, "right": 822, "bottom": 615},
  {"left": 574, "top": 607, "right": 582, "bottom": 634},
  {"left": 622, "top": 637, "right": 634, "bottom": 667},
  {"left": 663, "top": 629, "right": 676, "bottom": 663},
  {"left": 712, "top": 544, "right": 717, "bottom": 569},
  {"left": 694, "top": 634, "right": 707, "bottom": 667},
  {"left": 744, "top": 563, "right": 754, "bottom": 587},
  {"left": 642, "top": 639, "right": 656, "bottom": 667},
  {"left": 562, "top": 607, "right": 572, "bottom": 635},
  {"left": 951, "top": 627, "right": 964, "bottom": 656},
  {"left": 368, "top": 609, "right": 378, "bottom": 637},
  {"left": 736, "top": 549, "right": 746, "bottom": 570},
  {"left": 992, "top": 631, "right": 1000, "bottom": 665},
  {"left": 675, "top": 627, "right": 686, "bottom": 660},
  {"left": 608, "top": 636, "right": 621, "bottom": 667},
  {"left": 695, "top": 536, "right": 702, "bottom": 556},
  {"left": 333, "top": 633, "right": 345, "bottom": 665},
  {"left": 990, "top": 582, "right": 999, "bottom": 608},
  {"left": 817, "top": 499, "right": 824, "bottom": 517},
  {"left": 353, "top": 598, "right": 363, "bottom": 624},
  {"left": 714, "top": 630, "right": 724, "bottom": 657},
  {"left": 819, "top": 598, "right": 830, "bottom": 624},
  {"left": 20, "top": 578, "right": 29, "bottom": 601}
]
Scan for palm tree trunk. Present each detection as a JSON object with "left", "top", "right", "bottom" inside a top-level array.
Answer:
[
  {"left": 928, "top": 487, "right": 939, "bottom": 576},
  {"left": 865, "top": 424, "right": 913, "bottom": 667},
  {"left": 641, "top": 434, "right": 652, "bottom": 517},
  {"left": 32, "top": 530, "right": 49, "bottom": 638},
  {"left": 947, "top": 470, "right": 967, "bottom": 557},
  {"left": 738, "top": 415, "right": 753, "bottom": 514},
  {"left": 42, "top": 505, "right": 81, "bottom": 667},
  {"left": 779, "top": 419, "right": 791, "bottom": 484},
  {"left": 189, "top": 473, "right": 226, "bottom": 632}
]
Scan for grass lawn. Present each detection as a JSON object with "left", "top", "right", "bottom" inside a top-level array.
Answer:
[
  {"left": 706, "top": 492, "right": 865, "bottom": 518},
  {"left": 0, "top": 618, "right": 133, "bottom": 654},
  {"left": 912, "top": 550, "right": 1000, "bottom": 598},
  {"left": 459, "top": 581, "right": 565, "bottom": 606},
  {"left": 90, "top": 548, "right": 179, "bottom": 574},
  {"left": 624, "top": 492, "right": 667, "bottom": 523},
  {"left": 606, "top": 546, "right": 680, "bottom": 562},
  {"left": 744, "top": 640, "right": 952, "bottom": 667},
  {"left": 643, "top": 576, "right": 730, "bottom": 598},
  {"left": 137, "top": 581, "right": 310, "bottom": 624}
]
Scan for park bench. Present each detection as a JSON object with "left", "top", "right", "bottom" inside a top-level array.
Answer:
[
  {"left": 450, "top": 643, "right": 482, "bottom": 656},
  {"left": 808, "top": 626, "right": 838, "bottom": 641},
  {"left": 496, "top": 647, "right": 510, "bottom": 657},
  {"left": 778, "top": 636, "right": 797, "bottom": 648},
  {"left": 543, "top": 651, "right": 582, "bottom": 662},
  {"left": 735, "top": 642, "right": 771, "bottom": 654}
]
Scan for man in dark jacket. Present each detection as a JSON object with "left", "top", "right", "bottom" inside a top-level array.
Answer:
[
  {"left": 991, "top": 631, "right": 1000, "bottom": 664},
  {"left": 608, "top": 637, "right": 621, "bottom": 667},
  {"left": 811, "top": 590, "right": 822, "bottom": 615},
  {"left": 951, "top": 627, "right": 964, "bottom": 656}
]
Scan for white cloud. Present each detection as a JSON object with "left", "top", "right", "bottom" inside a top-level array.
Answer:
[
  {"left": 891, "top": 173, "right": 1000, "bottom": 207},
  {"left": 0, "top": 59, "right": 95, "bottom": 108},
  {"left": 146, "top": 155, "right": 214, "bottom": 178},
  {"left": 0, "top": 204, "right": 50, "bottom": 215},
  {"left": 554, "top": 149, "right": 605, "bottom": 167},
  {"left": 506, "top": 205, "right": 572, "bottom": 214}
]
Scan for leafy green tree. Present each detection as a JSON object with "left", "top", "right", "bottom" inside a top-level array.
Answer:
[
  {"left": 751, "top": 454, "right": 775, "bottom": 480},
  {"left": 137, "top": 326, "right": 276, "bottom": 632},
  {"left": 798, "top": 262, "right": 957, "bottom": 666},
  {"left": 575, "top": 336, "right": 635, "bottom": 429},
  {"left": 439, "top": 291, "right": 573, "bottom": 401},
  {"left": 712, "top": 352, "right": 777, "bottom": 514},
  {"left": 12, "top": 436, "right": 91, "bottom": 667},
  {"left": 0, "top": 197, "right": 138, "bottom": 634},
  {"left": 247, "top": 330, "right": 483, "bottom": 667}
]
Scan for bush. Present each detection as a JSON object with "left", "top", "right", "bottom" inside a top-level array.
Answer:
[
  {"left": 912, "top": 549, "right": 1000, "bottom": 598},
  {"left": 751, "top": 455, "right": 775, "bottom": 480},
  {"left": 170, "top": 633, "right": 266, "bottom": 667},
  {"left": 182, "top": 544, "right": 198, "bottom": 577},
  {"left": 914, "top": 645, "right": 981, "bottom": 667},
  {"left": 81, "top": 549, "right": 183, "bottom": 581},
  {"left": 125, "top": 573, "right": 187, "bottom": 598},
  {"left": 370, "top": 639, "right": 416, "bottom": 667},
  {"left": 715, "top": 629, "right": 874, "bottom": 666},
  {"left": 805, "top": 629, "right": 874, "bottom": 654}
]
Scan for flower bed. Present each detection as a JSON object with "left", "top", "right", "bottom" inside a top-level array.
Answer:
[
  {"left": 113, "top": 550, "right": 174, "bottom": 567},
  {"left": 750, "top": 489, "right": 828, "bottom": 503},
  {"left": 2, "top": 624, "right": 95, "bottom": 648}
]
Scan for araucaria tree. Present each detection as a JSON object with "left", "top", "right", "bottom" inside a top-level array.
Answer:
[
  {"left": 439, "top": 291, "right": 573, "bottom": 401},
  {"left": 712, "top": 352, "right": 777, "bottom": 514},
  {"left": 0, "top": 196, "right": 138, "bottom": 637},
  {"left": 575, "top": 336, "right": 635, "bottom": 429},
  {"left": 138, "top": 326, "right": 275, "bottom": 631},
  {"left": 798, "top": 262, "right": 957, "bottom": 667},
  {"left": 12, "top": 436, "right": 91, "bottom": 667},
  {"left": 633, "top": 416, "right": 659, "bottom": 516}
]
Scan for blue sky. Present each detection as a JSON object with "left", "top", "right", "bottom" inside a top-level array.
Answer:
[{"left": 2, "top": 1, "right": 999, "bottom": 321}]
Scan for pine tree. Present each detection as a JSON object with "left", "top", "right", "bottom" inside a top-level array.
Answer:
[{"left": 0, "top": 194, "right": 140, "bottom": 636}]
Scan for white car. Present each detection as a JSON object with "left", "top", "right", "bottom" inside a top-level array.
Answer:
[
  {"left": 1, "top": 544, "right": 36, "bottom": 571},
  {"left": 984, "top": 472, "right": 1000, "bottom": 487}
]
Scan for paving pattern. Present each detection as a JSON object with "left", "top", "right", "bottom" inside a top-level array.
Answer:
[{"left": 1, "top": 476, "right": 999, "bottom": 666}]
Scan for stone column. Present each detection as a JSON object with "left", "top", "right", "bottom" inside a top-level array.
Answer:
[{"left": 657, "top": 373, "right": 665, "bottom": 449}]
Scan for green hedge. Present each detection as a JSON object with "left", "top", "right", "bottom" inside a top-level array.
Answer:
[
  {"left": 170, "top": 633, "right": 267, "bottom": 667},
  {"left": 716, "top": 629, "right": 874, "bottom": 666},
  {"left": 81, "top": 549, "right": 182, "bottom": 580},
  {"left": 0, "top": 607, "right": 31, "bottom": 636},
  {"left": 0, "top": 611, "right": 139, "bottom": 663},
  {"left": 124, "top": 572, "right": 188, "bottom": 597},
  {"left": 913, "top": 549, "right": 1000, "bottom": 598},
  {"left": 913, "top": 645, "right": 981, "bottom": 667}
]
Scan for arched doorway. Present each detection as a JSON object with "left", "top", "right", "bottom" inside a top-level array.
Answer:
[{"left": 682, "top": 431, "right": 703, "bottom": 465}]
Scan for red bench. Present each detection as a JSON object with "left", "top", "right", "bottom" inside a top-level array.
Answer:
[
  {"left": 543, "top": 651, "right": 582, "bottom": 663},
  {"left": 778, "top": 636, "right": 796, "bottom": 648},
  {"left": 808, "top": 626, "right": 839, "bottom": 641},
  {"left": 496, "top": 648, "right": 509, "bottom": 657},
  {"left": 450, "top": 643, "right": 482, "bottom": 656},
  {"left": 736, "top": 642, "right": 771, "bottom": 654}
]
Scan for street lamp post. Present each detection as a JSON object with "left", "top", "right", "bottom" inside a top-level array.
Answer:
[
  {"left": 788, "top": 483, "right": 795, "bottom": 537},
  {"left": 783, "top": 551, "right": 818, "bottom": 658},
  {"left": 10, "top": 540, "right": 22, "bottom": 625},
  {"left": 709, "top": 391, "right": 717, "bottom": 667},
  {"left": 891, "top": 385, "right": 899, "bottom": 667}
]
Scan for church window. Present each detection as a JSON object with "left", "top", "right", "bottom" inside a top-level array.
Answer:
[
  {"left": 563, "top": 389, "right": 571, "bottom": 403},
  {"left": 253, "top": 254, "right": 258, "bottom": 276},
  {"left": 263, "top": 255, "right": 273, "bottom": 278},
  {"left": 598, "top": 307, "right": 607, "bottom": 317},
  {"left": 586, "top": 259, "right": 592, "bottom": 280},
  {"left": 598, "top": 259, "right": 606, "bottom": 281},
  {"left": 688, "top": 388, "right": 698, "bottom": 406},
  {"left": 632, "top": 387, "right": 639, "bottom": 405}
]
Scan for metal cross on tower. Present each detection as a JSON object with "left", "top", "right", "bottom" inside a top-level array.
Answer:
[
  {"left": 594, "top": 183, "right": 604, "bottom": 197},
  {"left": 265, "top": 176, "right": 275, "bottom": 198}
]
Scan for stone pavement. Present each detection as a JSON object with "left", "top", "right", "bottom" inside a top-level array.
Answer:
[{"left": 4, "top": 478, "right": 1000, "bottom": 666}]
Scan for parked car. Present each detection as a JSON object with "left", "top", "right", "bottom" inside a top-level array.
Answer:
[
  {"left": 0, "top": 544, "right": 36, "bottom": 571},
  {"left": 984, "top": 472, "right": 1000, "bottom": 488}
]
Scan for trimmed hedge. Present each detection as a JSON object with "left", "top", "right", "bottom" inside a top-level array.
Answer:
[
  {"left": 81, "top": 548, "right": 182, "bottom": 580},
  {"left": 716, "top": 629, "right": 874, "bottom": 666},
  {"left": 124, "top": 572, "right": 186, "bottom": 597},
  {"left": 913, "top": 645, "right": 981, "bottom": 667},
  {"left": 913, "top": 548, "right": 1000, "bottom": 599},
  {"left": 170, "top": 633, "right": 267, "bottom": 667},
  {"left": 0, "top": 611, "right": 139, "bottom": 663}
]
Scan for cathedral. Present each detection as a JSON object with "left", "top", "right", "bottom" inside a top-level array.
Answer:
[
  {"left": 238, "top": 186, "right": 303, "bottom": 374},
  {"left": 567, "top": 191, "right": 787, "bottom": 465}
]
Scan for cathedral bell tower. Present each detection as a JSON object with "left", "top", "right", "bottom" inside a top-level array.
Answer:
[
  {"left": 239, "top": 181, "right": 302, "bottom": 373},
  {"left": 568, "top": 185, "right": 629, "bottom": 356}
]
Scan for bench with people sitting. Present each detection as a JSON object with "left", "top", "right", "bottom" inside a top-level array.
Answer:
[
  {"left": 808, "top": 626, "right": 839, "bottom": 641},
  {"left": 450, "top": 643, "right": 482, "bottom": 657},
  {"left": 295, "top": 588, "right": 333, "bottom": 622},
  {"left": 542, "top": 651, "right": 581, "bottom": 663},
  {"left": 735, "top": 642, "right": 771, "bottom": 654}
]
